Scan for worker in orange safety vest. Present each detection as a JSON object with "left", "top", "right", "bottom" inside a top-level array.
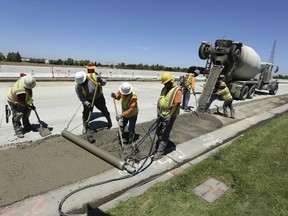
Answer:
[{"left": 111, "top": 82, "right": 139, "bottom": 144}]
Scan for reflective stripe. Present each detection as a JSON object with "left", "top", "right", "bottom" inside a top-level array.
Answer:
[
  {"left": 121, "top": 91, "right": 138, "bottom": 118},
  {"left": 75, "top": 73, "right": 103, "bottom": 97}
]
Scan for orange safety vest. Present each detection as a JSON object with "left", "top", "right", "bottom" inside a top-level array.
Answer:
[{"left": 121, "top": 91, "right": 138, "bottom": 118}]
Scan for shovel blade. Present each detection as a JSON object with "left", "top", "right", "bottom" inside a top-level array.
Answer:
[{"left": 38, "top": 126, "right": 51, "bottom": 137}]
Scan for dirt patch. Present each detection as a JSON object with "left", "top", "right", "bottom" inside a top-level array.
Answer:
[{"left": 0, "top": 112, "right": 222, "bottom": 207}]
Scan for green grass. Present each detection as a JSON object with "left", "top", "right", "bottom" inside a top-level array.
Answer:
[{"left": 107, "top": 112, "right": 288, "bottom": 216}]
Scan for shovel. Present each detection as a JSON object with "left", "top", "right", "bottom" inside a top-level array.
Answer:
[
  {"left": 113, "top": 98, "right": 124, "bottom": 149},
  {"left": 32, "top": 105, "right": 51, "bottom": 137}
]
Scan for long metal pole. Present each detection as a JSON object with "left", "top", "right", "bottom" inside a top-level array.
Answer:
[{"left": 61, "top": 129, "right": 135, "bottom": 173}]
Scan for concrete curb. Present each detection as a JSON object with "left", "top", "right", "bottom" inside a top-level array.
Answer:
[{"left": 1, "top": 104, "right": 288, "bottom": 215}]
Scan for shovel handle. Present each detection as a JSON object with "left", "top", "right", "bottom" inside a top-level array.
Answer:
[{"left": 113, "top": 98, "right": 124, "bottom": 148}]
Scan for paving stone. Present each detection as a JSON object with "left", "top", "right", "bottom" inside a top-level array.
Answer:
[{"left": 192, "top": 177, "right": 229, "bottom": 203}]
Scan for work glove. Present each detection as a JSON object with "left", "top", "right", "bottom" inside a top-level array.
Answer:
[
  {"left": 97, "top": 77, "right": 107, "bottom": 86},
  {"left": 96, "top": 77, "right": 102, "bottom": 83},
  {"left": 163, "top": 115, "right": 171, "bottom": 123},
  {"left": 111, "top": 92, "right": 116, "bottom": 99},
  {"left": 116, "top": 114, "right": 123, "bottom": 121},
  {"left": 84, "top": 101, "right": 91, "bottom": 109},
  {"left": 28, "top": 104, "right": 36, "bottom": 110}
]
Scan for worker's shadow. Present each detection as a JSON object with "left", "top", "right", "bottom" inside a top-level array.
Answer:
[
  {"left": 87, "top": 204, "right": 110, "bottom": 216},
  {"left": 122, "top": 131, "right": 140, "bottom": 144},
  {"left": 89, "top": 112, "right": 111, "bottom": 131},
  {"left": 22, "top": 121, "right": 53, "bottom": 134},
  {"left": 155, "top": 140, "right": 176, "bottom": 154}
]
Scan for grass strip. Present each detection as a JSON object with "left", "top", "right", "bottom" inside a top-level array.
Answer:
[{"left": 108, "top": 112, "right": 288, "bottom": 216}]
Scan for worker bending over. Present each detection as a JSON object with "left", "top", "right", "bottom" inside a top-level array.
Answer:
[
  {"left": 215, "top": 81, "right": 235, "bottom": 119},
  {"left": 75, "top": 71, "right": 112, "bottom": 134},
  {"left": 181, "top": 68, "right": 199, "bottom": 112},
  {"left": 111, "top": 82, "right": 138, "bottom": 144},
  {"left": 155, "top": 72, "right": 182, "bottom": 159},
  {"left": 7, "top": 75, "right": 37, "bottom": 138}
]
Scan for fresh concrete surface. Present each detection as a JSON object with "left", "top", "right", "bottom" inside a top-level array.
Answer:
[{"left": 0, "top": 81, "right": 288, "bottom": 215}]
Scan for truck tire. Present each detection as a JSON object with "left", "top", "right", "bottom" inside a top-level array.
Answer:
[
  {"left": 239, "top": 85, "right": 249, "bottom": 100},
  {"left": 269, "top": 82, "right": 278, "bottom": 95},
  {"left": 247, "top": 86, "right": 256, "bottom": 99},
  {"left": 198, "top": 43, "right": 210, "bottom": 60}
]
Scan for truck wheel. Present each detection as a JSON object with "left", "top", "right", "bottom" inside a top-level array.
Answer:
[
  {"left": 229, "top": 45, "right": 241, "bottom": 62},
  {"left": 239, "top": 85, "right": 249, "bottom": 100},
  {"left": 198, "top": 43, "right": 210, "bottom": 60},
  {"left": 269, "top": 82, "right": 278, "bottom": 95},
  {"left": 247, "top": 86, "right": 256, "bottom": 99}
]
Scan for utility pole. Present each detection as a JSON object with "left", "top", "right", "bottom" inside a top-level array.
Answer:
[{"left": 269, "top": 40, "right": 276, "bottom": 64}]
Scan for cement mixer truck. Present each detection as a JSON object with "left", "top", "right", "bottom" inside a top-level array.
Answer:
[{"left": 196, "top": 39, "right": 279, "bottom": 112}]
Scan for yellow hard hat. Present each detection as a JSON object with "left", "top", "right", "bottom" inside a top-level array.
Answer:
[
  {"left": 220, "top": 81, "right": 226, "bottom": 87},
  {"left": 161, "top": 72, "right": 174, "bottom": 84}
]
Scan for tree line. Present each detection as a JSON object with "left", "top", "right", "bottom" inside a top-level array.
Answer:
[{"left": 0, "top": 51, "right": 189, "bottom": 72}]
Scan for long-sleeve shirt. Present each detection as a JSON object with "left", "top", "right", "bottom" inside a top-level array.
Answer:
[{"left": 115, "top": 90, "right": 138, "bottom": 117}]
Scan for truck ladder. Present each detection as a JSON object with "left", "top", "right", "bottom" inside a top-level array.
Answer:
[
  {"left": 197, "top": 65, "right": 224, "bottom": 112},
  {"left": 204, "top": 57, "right": 212, "bottom": 75}
]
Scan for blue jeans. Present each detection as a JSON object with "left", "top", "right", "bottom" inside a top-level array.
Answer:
[{"left": 120, "top": 115, "right": 137, "bottom": 134}]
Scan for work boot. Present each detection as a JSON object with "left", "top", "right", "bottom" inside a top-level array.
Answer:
[
  {"left": 223, "top": 108, "right": 228, "bottom": 117},
  {"left": 106, "top": 116, "right": 112, "bottom": 129},
  {"left": 82, "top": 122, "right": 88, "bottom": 134},
  {"left": 230, "top": 109, "right": 236, "bottom": 119},
  {"left": 128, "top": 132, "right": 135, "bottom": 144},
  {"left": 23, "top": 124, "right": 38, "bottom": 133},
  {"left": 153, "top": 152, "right": 164, "bottom": 160},
  {"left": 16, "top": 131, "right": 24, "bottom": 138}
]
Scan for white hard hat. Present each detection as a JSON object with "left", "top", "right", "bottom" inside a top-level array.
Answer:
[
  {"left": 22, "top": 75, "right": 36, "bottom": 89},
  {"left": 193, "top": 69, "right": 200, "bottom": 75},
  {"left": 75, "top": 71, "right": 87, "bottom": 84},
  {"left": 119, "top": 82, "right": 132, "bottom": 95}
]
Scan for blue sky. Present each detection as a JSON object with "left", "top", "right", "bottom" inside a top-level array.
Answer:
[{"left": 1, "top": 0, "right": 288, "bottom": 75}]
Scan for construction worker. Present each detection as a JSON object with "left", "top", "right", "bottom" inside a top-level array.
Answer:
[
  {"left": 154, "top": 72, "right": 182, "bottom": 159},
  {"left": 215, "top": 81, "right": 235, "bottom": 118},
  {"left": 181, "top": 68, "right": 199, "bottom": 112},
  {"left": 7, "top": 75, "right": 37, "bottom": 138},
  {"left": 74, "top": 71, "right": 112, "bottom": 134},
  {"left": 86, "top": 61, "right": 98, "bottom": 75},
  {"left": 111, "top": 82, "right": 138, "bottom": 144}
]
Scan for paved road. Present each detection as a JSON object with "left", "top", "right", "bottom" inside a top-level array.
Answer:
[
  {"left": 1, "top": 80, "right": 288, "bottom": 215},
  {"left": 1, "top": 80, "right": 288, "bottom": 148}
]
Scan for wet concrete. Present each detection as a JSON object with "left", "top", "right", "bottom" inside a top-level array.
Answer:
[{"left": 1, "top": 94, "right": 288, "bottom": 208}]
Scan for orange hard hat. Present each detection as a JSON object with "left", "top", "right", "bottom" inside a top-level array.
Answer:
[
  {"left": 161, "top": 72, "right": 174, "bottom": 84},
  {"left": 87, "top": 62, "right": 96, "bottom": 70}
]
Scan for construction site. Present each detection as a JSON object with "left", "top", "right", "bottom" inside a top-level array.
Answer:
[{"left": 1, "top": 39, "right": 288, "bottom": 216}]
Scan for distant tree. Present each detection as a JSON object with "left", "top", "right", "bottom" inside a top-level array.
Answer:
[
  {"left": 0, "top": 52, "right": 5, "bottom": 61},
  {"left": 6, "top": 52, "right": 16, "bottom": 62},
  {"left": 15, "top": 52, "right": 21, "bottom": 62},
  {"left": 66, "top": 58, "right": 74, "bottom": 65},
  {"left": 57, "top": 59, "right": 63, "bottom": 65}
]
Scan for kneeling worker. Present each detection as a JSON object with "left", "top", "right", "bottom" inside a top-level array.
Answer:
[
  {"left": 7, "top": 75, "right": 37, "bottom": 138},
  {"left": 111, "top": 82, "right": 138, "bottom": 144},
  {"left": 75, "top": 71, "right": 112, "bottom": 134}
]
